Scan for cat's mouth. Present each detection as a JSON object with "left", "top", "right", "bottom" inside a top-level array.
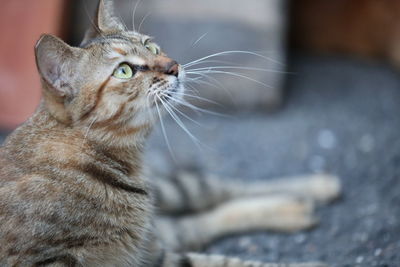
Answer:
[
  {"left": 150, "top": 66, "right": 185, "bottom": 108},
  {"left": 151, "top": 76, "right": 184, "bottom": 106},
  {"left": 157, "top": 83, "right": 180, "bottom": 104},
  {"left": 164, "top": 86, "right": 178, "bottom": 98}
]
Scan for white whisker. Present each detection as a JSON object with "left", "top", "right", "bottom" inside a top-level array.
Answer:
[
  {"left": 156, "top": 95, "right": 203, "bottom": 148},
  {"left": 166, "top": 95, "right": 230, "bottom": 118},
  {"left": 186, "top": 72, "right": 225, "bottom": 90},
  {"left": 185, "top": 72, "right": 236, "bottom": 102},
  {"left": 183, "top": 50, "right": 284, "bottom": 68},
  {"left": 132, "top": 0, "right": 142, "bottom": 31},
  {"left": 187, "top": 66, "right": 290, "bottom": 74},
  {"left": 173, "top": 90, "right": 221, "bottom": 106},
  {"left": 186, "top": 70, "right": 272, "bottom": 88},
  {"left": 138, "top": 10, "right": 153, "bottom": 33},
  {"left": 159, "top": 93, "right": 204, "bottom": 126},
  {"left": 155, "top": 98, "right": 176, "bottom": 160},
  {"left": 82, "top": 116, "right": 97, "bottom": 147},
  {"left": 191, "top": 32, "right": 209, "bottom": 48},
  {"left": 184, "top": 59, "right": 240, "bottom": 69}
]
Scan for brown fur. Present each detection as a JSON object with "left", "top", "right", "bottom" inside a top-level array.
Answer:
[{"left": 0, "top": 1, "right": 340, "bottom": 266}]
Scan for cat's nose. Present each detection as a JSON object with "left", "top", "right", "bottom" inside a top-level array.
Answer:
[
  {"left": 165, "top": 60, "right": 179, "bottom": 77},
  {"left": 152, "top": 57, "right": 180, "bottom": 77}
]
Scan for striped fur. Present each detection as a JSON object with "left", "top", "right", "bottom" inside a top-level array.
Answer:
[
  {"left": 152, "top": 172, "right": 340, "bottom": 215},
  {"left": 0, "top": 1, "right": 340, "bottom": 266}
]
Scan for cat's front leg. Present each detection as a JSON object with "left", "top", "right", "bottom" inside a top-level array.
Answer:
[
  {"left": 155, "top": 194, "right": 316, "bottom": 252},
  {"left": 152, "top": 171, "right": 340, "bottom": 215}
]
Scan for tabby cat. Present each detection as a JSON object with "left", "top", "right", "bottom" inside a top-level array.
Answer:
[{"left": 0, "top": 0, "right": 340, "bottom": 266}]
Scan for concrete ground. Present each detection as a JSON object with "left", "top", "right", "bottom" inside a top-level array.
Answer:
[
  {"left": 1, "top": 55, "right": 399, "bottom": 266},
  {"left": 145, "top": 55, "right": 400, "bottom": 267}
]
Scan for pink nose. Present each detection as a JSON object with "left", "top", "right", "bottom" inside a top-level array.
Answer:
[
  {"left": 165, "top": 61, "right": 179, "bottom": 77},
  {"left": 152, "top": 57, "right": 179, "bottom": 77}
]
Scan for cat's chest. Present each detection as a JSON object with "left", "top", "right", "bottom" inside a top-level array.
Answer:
[
  {"left": 78, "top": 190, "right": 153, "bottom": 266},
  {"left": 107, "top": 192, "right": 152, "bottom": 227}
]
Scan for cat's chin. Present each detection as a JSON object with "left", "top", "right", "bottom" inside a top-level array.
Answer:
[
  {"left": 164, "top": 82, "right": 185, "bottom": 105},
  {"left": 147, "top": 67, "right": 186, "bottom": 114}
]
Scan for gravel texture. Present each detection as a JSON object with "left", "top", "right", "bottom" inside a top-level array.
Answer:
[{"left": 1, "top": 55, "right": 399, "bottom": 266}]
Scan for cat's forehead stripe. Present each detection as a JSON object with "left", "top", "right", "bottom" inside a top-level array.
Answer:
[
  {"left": 107, "top": 44, "right": 145, "bottom": 65},
  {"left": 113, "top": 47, "right": 128, "bottom": 56},
  {"left": 80, "top": 34, "right": 138, "bottom": 48},
  {"left": 106, "top": 52, "right": 145, "bottom": 65}
]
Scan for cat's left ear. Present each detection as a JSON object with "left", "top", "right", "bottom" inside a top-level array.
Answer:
[
  {"left": 81, "top": 0, "right": 125, "bottom": 46},
  {"left": 35, "top": 34, "right": 83, "bottom": 97}
]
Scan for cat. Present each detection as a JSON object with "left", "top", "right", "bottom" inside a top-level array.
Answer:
[{"left": 0, "top": 0, "right": 340, "bottom": 266}]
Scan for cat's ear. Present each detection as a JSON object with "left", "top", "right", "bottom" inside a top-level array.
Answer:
[
  {"left": 81, "top": 0, "right": 125, "bottom": 45},
  {"left": 35, "top": 34, "right": 82, "bottom": 97}
]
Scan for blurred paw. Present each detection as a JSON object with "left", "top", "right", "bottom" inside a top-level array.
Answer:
[
  {"left": 215, "top": 194, "right": 318, "bottom": 233},
  {"left": 306, "top": 174, "right": 341, "bottom": 203}
]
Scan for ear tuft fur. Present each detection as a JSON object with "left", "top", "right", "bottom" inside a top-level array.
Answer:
[
  {"left": 35, "top": 34, "right": 81, "bottom": 97},
  {"left": 81, "top": 0, "right": 125, "bottom": 46}
]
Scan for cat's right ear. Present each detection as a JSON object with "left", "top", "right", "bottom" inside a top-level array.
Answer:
[{"left": 35, "top": 34, "right": 82, "bottom": 98}]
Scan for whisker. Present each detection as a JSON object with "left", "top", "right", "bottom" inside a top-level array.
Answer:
[
  {"left": 185, "top": 72, "right": 235, "bottom": 102},
  {"left": 186, "top": 72, "right": 225, "bottom": 90},
  {"left": 183, "top": 83, "right": 201, "bottom": 96},
  {"left": 146, "top": 93, "right": 157, "bottom": 122},
  {"left": 83, "top": 3, "right": 102, "bottom": 36},
  {"left": 173, "top": 90, "right": 222, "bottom": 106},
  {"left": 166, "top": 95, "right": 230, "bottom": 118},
  {"left": 183, "top": 59, "right": 240, "bottom": 69},
  {"left": 132, "top": 0, "right": 142, "bottom": 31},
  {"left": 82, "top": 2, "right": 113, "bottom": 54},
  {"left": 183, "top": 50, "right": 284, "bottom": 68},
  {"left": 185, "top": 77, "right": 204, "bottom": 83},
  {"left": 191, "top": 32, "right": 209, "bottom": 48},
  {"left": 187, "top": 66, "right": 291, "bottom": 74},
  {"left": 157, "top": 95, "right": 203, "bottom": 148},
  {"left": 155, "top": 98, "right": 176, "bottom": 160},
  {"left": 82, "top": 116, "right": 97, "bottom": 147},
  {"left": 186, "top": 70, "right": 273, "bottom": 88},
  {"left": 159, "top": 93, "right": 204, "bottom": 126},
  {"left": 185, "top": 82, "right": 216, "bottom": 100},
  {"left": 116, "top": 12, "right": 129, "bottom": 31},
  {"left": 138, "top": 10, "right": 153, "bottom": 33}
]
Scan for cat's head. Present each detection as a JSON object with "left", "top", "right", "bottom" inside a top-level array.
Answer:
[{"left": 35, "top": 0, "right": 184, "bottom": 136}]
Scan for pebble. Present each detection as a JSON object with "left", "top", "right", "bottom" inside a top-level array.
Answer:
[
  {"left": 356, "top": 256, "right": 364, "bottom": 264},
  {"left": 374, "top": 248, "right": 382, "bottom": 257},
  {"left": 318, "top": 129, "right": 337, "bottom": 149},
  {"left": 294, "top": 234, "right": 306, "bottom": 244}
]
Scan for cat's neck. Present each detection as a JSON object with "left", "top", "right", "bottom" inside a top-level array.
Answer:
[
  {"left": 38, "top": 102, "right": 150, "bottom": 147},
  {"left": 6, "top": 102, "right": 150, "bottom": 173}
]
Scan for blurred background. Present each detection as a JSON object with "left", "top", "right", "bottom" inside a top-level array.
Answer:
[{"left": 1, "top": 0, "right": 399, "bottom": 266}]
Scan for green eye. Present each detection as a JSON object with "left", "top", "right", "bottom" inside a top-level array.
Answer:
[
  {"left": 113, "top": 63, "right": 134, "bottom": 79},
  {"left": 145, "top": 42, "right": 160, "bottom": 55}
]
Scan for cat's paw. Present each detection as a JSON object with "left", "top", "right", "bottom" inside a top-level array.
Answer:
[
  {"left": 213, "top": 194, "right": 317, "bottom": 233},
  {"left": 305, "top": 174, "right": 341, "bottom": 203}
]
